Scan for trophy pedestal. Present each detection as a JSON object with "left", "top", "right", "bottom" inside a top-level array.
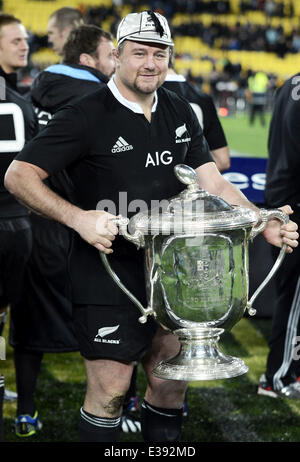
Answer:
[{"left": 152, "top": 327, "right": 248, "bottom": 381}]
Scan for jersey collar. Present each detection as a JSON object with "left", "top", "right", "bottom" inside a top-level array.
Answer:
[
  {"left": 107, "top": 77, "right": 158, "bottom": 113},
  {"left": 164, "top": 73, "right": 186, "bottom": 82}
]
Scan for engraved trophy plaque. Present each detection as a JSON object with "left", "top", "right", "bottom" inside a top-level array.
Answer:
[{"left": 101, "top": 164, "right": 288, "bottom": 380}]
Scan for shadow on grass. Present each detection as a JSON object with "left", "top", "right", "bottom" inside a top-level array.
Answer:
[
  {"left": 250, "top": 318, "right": 272, "bottom": 342},
  {"left": 221, "top": 328, "right": 250, "bottom": 358}
]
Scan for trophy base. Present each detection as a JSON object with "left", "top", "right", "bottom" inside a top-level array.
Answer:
[{"left": 152, "top": 327, "right": 248, "bottom": 381}]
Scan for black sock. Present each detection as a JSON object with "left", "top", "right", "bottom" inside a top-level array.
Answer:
[
  {"left": 78, "top": 407, "right": 121, "bottom": 442},
  {"left": 141, "top": 399, "right": 183, "bottom": 442},
  {"left": 0, "top": 312, "right": 7, "bottom": 336},
  {"left": 0, "top": 375, "right": 4, "bottom": 442},
  {"left": 14, "top": 348, "right": 43, "bottom": 415}
]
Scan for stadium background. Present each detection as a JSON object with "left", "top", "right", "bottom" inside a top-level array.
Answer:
[{"left": 2, "top": 0, "right": 300, "bottom": 443}]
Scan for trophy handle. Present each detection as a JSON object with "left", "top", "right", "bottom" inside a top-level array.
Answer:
[
  {"left": 99, "top": 216, "right": 155, "bottom": 324},
  {"left": 246, "top": 208, "right": 289, "bottom": 316}
]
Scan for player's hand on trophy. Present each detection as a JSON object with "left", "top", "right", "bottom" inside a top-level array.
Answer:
[
  {"left": 73, "top": 210, "right": 119, "bottom": 254},
  {"left": 262, "top": 205, "right": 299, "bottom": 254}
]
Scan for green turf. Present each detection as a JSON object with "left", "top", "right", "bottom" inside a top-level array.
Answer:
[
  {"left": 219, "top": 112, "right": 271, "bottom": 159},
  {"left": 2, "top": 315, "right": 300, "bottom": 443}
]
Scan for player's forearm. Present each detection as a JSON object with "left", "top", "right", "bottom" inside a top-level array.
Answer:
[
  {"left": 217, "top": 177, "right": 259, "bottom": 212},
  {"left": 196, "top": 162, "right": 260, "bottom": 217},
  {"left": 4, "top": 160, "right": 82, "bottom": 230},
  {"left": 211, "top": 146, "right": 231, "bottom": 172}
]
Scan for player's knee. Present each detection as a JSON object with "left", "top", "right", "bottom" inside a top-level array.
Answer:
[
  {"left": 147, "top": 380, "right": 186, "bottom": 409},
  {"left": 103, "top": 393, "right": 126, "bottom": 416}
]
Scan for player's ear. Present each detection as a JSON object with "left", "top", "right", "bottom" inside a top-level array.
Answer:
[
  {"left": 79, "top": 53, "right": 92, "bottom": 67},
  {"left": 168, "top": 46, "right": 174, "bottom": 69},
  {"left": 113, "top": 47, "right": 120, "bottom": 58},
  {"left": 112, "top": 47, "right": 121, "bottom": 66}
]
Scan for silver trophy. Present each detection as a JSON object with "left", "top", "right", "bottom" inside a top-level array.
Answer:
[{"left": 101, "top": 164, "right": 288, "bottom": 381}]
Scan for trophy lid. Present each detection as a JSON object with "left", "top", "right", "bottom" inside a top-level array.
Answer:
[{"left": 130, "top": 164, "right": 258, "bottom": 234}]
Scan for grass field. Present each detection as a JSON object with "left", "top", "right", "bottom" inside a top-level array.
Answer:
[
  {"left": 2, "top": 111, "right": 300, "bottom": 445},
  {"left": 220, "top": 111, "right": 271, "bottom": 159},
  {"left": 2, "top": 317, "right": 300, "bottom": 443}
]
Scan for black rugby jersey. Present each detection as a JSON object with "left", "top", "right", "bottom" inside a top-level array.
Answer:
[
  {"left": 17, "top": 79, "right": 213, "bottom": 305},
  {"left": 0, "top": 67, "right": 38, "bottom": 217},
  {"left": 163, "top": 74, "right": 227, "bottom": 151},
  {"left": 265, "top": 72, "right": 300, "bottom": 208}
]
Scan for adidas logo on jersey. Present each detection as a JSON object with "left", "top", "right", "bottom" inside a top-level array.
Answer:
[{"left": 111, "top": 136, "right": 133, "bottom": 153}]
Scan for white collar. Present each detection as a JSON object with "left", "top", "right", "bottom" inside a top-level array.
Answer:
[
  {"left": 164, "top": 73, "right": 186, "bottom": 82},
  {"left": 107, "top": 77, "right": 158, "bottom": 113}
]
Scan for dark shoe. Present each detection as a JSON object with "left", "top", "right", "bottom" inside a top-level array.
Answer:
[{"left": 258, "top": 373, "right": 300, "bottom": 399}]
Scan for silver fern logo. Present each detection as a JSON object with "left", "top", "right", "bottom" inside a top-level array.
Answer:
[
  {"left": 175, "top": 123, "right": 191, "bottom": 143},
  {"left": 94, "top": 325, "right": 121, "bottom": 344}
]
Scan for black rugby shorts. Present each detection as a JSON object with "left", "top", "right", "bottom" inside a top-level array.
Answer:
[
  {"left": 0, "top": 217, "right": 32, "bottom": 305},
  {"left": 73, "top": 303, "right": 158, "bottom": 361}
]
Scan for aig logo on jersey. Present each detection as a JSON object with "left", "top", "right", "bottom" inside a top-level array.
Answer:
[
  {"left": 111, "top": 136, "right": 133, "bottom": 153},
  {"left": 145, "top": 151, "right": 173, "bottom": 168},
  {"left": 94, "top": 325, "right": 121, "bottom": 344},
  {"left": 175, "top": 123, "right": 191, "bottom": 143}
]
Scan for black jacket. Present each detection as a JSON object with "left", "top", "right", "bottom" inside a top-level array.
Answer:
[
  {"left": 31, "top": 63, "right": 109, "bottom": 126},
  {"left": 0, "top": 66, "right": 38, "bottom": 217},
  {"left": 265, "top": 72, "right": 300, "bottom": 208},
  {"left": 9, "top": 64, "right": 109, "bottom": 352}
]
